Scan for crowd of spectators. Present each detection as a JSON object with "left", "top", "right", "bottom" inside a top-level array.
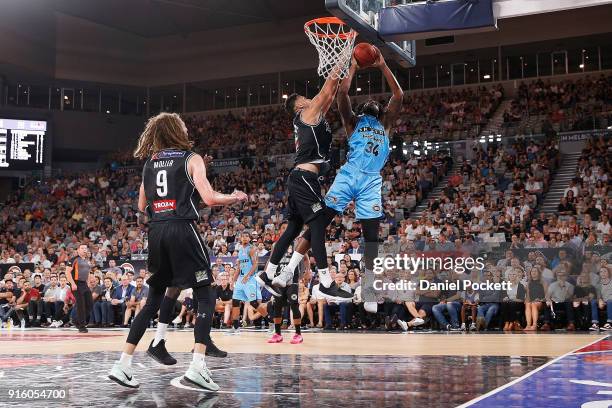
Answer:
[
  {"left": 176, "top": 83, "right": 504, "bottom": 160},
  {"left": 0, "top": 92, "right": 610, "bottom": 334},
  {"left": 504, "top": 74, "right": 612, "bottom": 134},
  {"left": 393, "top": 85, "right": 504, "bottom": 142}
]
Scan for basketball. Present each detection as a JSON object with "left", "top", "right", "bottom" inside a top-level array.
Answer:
[{"left": 353, "top": 43, "right": 379, "bottom": 67}]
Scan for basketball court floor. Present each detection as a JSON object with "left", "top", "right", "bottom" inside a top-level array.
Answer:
[{"left": 0, "top": 328, "right": 609, "bottom": 407}]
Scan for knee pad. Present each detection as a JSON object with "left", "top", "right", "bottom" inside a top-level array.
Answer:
[
  {"left": 287, "top": 284, "right": 299, "bottom": 305},
  {"left": 249, "top": 300, "right": 260, "bottom": 309},
  {"left": 361, "top": 218, "right": 380, "bottom": 242},
  {"left": 273, "top": 299, "right": 285, "bottom": 318},
  {"left": 232, "top": 299, "right": 241, "bottom": 308}
]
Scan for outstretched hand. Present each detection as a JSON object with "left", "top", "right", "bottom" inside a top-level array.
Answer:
[{"left": 232, "top": 190, "right": 248, "bottom": 203}]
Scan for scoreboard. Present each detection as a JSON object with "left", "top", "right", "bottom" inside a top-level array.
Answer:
[{"left": 0, "top": 118, "right": 47, "bottom": 170}]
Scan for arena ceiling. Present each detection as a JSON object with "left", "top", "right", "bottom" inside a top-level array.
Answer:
[{"left": 51, "top": 0, "right": 327, "bottom": 38}]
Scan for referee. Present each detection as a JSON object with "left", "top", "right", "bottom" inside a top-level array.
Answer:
[{"left": 65, "top": 244, "right": 94, "bottom": 333}]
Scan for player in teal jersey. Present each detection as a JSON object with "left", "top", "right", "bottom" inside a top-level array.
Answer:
[{"left": 229, "top": 232, "right": 268, "bottom": 334}]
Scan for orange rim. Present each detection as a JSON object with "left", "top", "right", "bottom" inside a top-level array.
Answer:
[{"left": 304, "top": 16, "right": 357, "bottom": 40}]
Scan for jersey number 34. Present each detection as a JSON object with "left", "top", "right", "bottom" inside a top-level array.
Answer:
[{"left": 365, "top": 141, "right": 380, "bottom": 156}]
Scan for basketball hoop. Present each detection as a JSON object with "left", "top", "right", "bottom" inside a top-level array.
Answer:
[{"left": 304, "top": 17, "right": 357, "bottom": 80}]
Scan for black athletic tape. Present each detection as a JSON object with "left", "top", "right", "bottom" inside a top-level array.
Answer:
[{"left": 249, "top": 300, "right": 260, "bottom": 309}]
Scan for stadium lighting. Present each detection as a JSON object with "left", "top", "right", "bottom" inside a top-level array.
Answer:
[
  {"left": 356, "top": 87, "right": 362, "bottom": 92},
  {"left": 64, "top": 96, "right": 68, "bottom": 100},
  {"left": 579, "top": 64, "right": 585, "bottom": 69},
  {"left": 282, "top": 94, "right": 288, "bottom": 99},
  {"left": 483, "top": 74, "right": 491, "bottom": 79},
  {"left": 105, "top": 110, "right": 110, "bottom": 114}
]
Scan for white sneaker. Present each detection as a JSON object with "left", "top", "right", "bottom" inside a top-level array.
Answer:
[
  {"left": 602, "top": 323, "right": 612, "bottom": 331},
  {"left": 50, "top": 320, "right": 61, "bottom": 328},
  {"left": 108, "top": 362, "right": 140, "bottom": 388},
  {"left": 184, "top": 362, "right": 219, "bottom": 391},
  {"left": 397, "top": 319, "right": 408, "bottom": 332},
  {"left": 271, "top": 265, "right": 294, "bottom": 288},
  {"left": 469, "top": 322, "right": 477, "bottom": 331},
  {"left": 410, "top": 317, "right": 425, "bottom": 327},
  {"left": 460, "top": 323, "right": 466, "bottom": 331},
  {"left": 172, "top": 316, "right": 182, "bottom": 325},
  {"left": 225, "top": 327, "right": 240, "bottom": 336}
]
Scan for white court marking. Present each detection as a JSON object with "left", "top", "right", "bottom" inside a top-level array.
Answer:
[{"left": 457, "top": 335, "right": 608, "bottom": 407}]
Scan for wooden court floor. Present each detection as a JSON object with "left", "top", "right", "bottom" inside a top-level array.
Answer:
[
  {"left": 0, "top": 329, "right": 608, "bottom": 408},
  {"left": 0, "top": 327, "right": 601, "bottom": 357}
]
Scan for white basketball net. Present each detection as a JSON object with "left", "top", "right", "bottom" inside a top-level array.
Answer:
[{"left": 304, "top": 18, "right": 357, "bottom": 80}]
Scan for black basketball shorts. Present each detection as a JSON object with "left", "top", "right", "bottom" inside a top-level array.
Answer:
[
  {"left": 287, "top": 168, "right": 326, "bottom": 224},
  {"left": 146, "top": 220, "right": 212, "bottom": 290}
]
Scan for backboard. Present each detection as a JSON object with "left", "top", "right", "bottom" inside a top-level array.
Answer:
[{"left": 325, "top": 0, "right": 417, "bottom": 68}]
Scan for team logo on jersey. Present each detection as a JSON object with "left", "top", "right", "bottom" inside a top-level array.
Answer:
[
  {"left": 373, "top": 204, "right": 381, "bottom": 212},
  {"left": 153, "top": 199, "right": 176, "bottom": 213},
  {"left": 153, "top": 150, "right": 185, "bottom": 160},
  {"left": 195, "top": 270, "right": 209, "bottom": 282},
  {"left": 328, "top": 195, "right": 338, "bottom": 204},
  {"left": 249, "top": 292, "right": 256, "bottom": 299},
  {"left": 290, "top": 293, "right": 298, "bottom": 301},
  {"left": 311, "top": 202, "right": 322, "bottom": 213}
]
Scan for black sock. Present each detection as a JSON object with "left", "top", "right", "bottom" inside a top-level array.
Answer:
[
  {"left": 295, "top": 323, "right": 301, "bottom": 335},
  {"left": 275, "top": 323, "right": 281, "bottom": 335},
  {"left": 233, "top": 319, "right": 240, "bottom": 329}
]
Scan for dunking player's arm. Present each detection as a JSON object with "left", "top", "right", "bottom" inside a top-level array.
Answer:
[
  {"left": 300, "top": 64, "right": 343, "bottom": 125},
  {"left": 242, "top": 247, "right": 258, "bottom": 284},
  {"left": 336, "top": 57, "right": 358, "bottom": 136},
  {"left": 376, "top": 51, "right": 404, "bottom": 134}
]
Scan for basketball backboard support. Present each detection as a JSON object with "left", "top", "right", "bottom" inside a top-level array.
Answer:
[{"left": 325, "top": 0, "right": 417, "bottom": 68}]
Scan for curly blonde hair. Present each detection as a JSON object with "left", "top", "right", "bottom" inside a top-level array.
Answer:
[{"left": 133, "top": 112, "right": 192, "bottom": 159}]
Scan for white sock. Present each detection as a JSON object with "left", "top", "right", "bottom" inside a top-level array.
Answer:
[
  {"left": 152, "top": 323, "right": 168, "bottom": 347},
  {"left": 265, "top": 262, "right": 278, "bottom": 279},
  {"left": 286, "top": 252, "right": 304, "bottom": 274},
  {"left": 192, "top": 352, "right": 206, "bottom": 368},
  {"left": 119, "top": 353, "right": 133, "bottom": 368},
  {"left": 318, "top": 268, "right": 332, "bottom": 288}
]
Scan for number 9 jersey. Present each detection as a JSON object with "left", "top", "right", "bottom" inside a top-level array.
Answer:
[
  {"left": 143, "top": 149, "right": 212, "bottom": 290},
  {"left": 142, "top": 149, "right": 201, "bottom": 223},
  {"left": 325, "top": 114, "right": 390, "bottom": 220}
]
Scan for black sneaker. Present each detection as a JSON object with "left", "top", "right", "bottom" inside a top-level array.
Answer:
[
  {"left": 255, "top": 271, "right": 282, "bottom": 297},
  {"left": 318, "top": 282, "right": 353, "bottom": 302},
  {"left": 205, "top": 342, "right": 228, "bottom": 358},
  {"left": 78, "top": 326, "right": 88, "bottom": 333},
  {"left": 147, "top": 339, "right": 177, "bottom": 365}
]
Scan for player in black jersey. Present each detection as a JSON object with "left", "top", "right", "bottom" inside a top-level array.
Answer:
[
  {"left": 108, "top": 112, "right": 247, "bottom": 391},
  {"left": 146, "top": 155, "right": 227, "bottom": 368},
  {"left": 256, "top": 66, "right": 353, "bottom": 302},
  {"left": 267, "top": 238, "right": 311, "bottom": 345}
]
